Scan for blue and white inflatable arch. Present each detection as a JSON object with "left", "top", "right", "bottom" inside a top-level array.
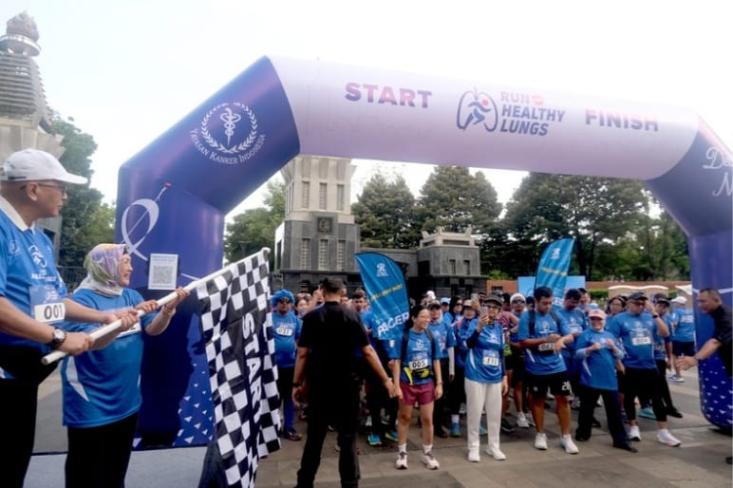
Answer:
[{"left": 116, "top": 57, "right": 732, "bottom": 446}]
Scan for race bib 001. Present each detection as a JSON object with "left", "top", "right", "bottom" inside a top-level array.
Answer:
[{"left": 30, "top": 285, "right": 65, "bottom": 323}]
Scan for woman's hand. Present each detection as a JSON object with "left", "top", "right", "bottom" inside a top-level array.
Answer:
[{"left": 161, "top": 288, "right": 190, "bottom": 317}]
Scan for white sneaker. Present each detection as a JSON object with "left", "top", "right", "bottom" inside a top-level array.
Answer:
[
  {"left": 534, "top": 432, "right": 548, "bottom": 450},
  {"left": 561, "top": 434, "right": 579, "bottom": 454},
  {"left": 486, "top": 446, "right": 507, "bottom": 461},
  {"left": 516, "top": 412, "right": 530, "bottom": 428},
  {"left": 627, "top": 425, "right": 641, "bottom": 441},
  {"left": 395, "top": 452, "right": 408, "bottom": 470},
  {"left": 657, "top": 429, "right": 681, "bottom": 447},
  {"left": 421, "top": 451, "right": 440, "bottom": 470},
  {"left": 467, "top": 448, "right": 480, "bottom": 463}
]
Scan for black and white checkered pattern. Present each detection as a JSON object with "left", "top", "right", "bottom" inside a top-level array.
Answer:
[{"left": 196, "top": 249, "right": 281, "bottom": 488}]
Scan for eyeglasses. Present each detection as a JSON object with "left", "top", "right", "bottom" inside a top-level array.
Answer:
[
  {"left": 37, "top": 183, "right": 68, "bottom": 194},
  {"left": 511, "top": 300, "right": 525, "bottom": 304},
  {"left": 589, "top": 317, "right": 604, "bottom": 322}
]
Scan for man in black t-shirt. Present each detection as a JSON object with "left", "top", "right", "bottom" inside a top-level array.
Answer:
[{"left": 292, "top": 277, "right": 395, "bottom": 488}]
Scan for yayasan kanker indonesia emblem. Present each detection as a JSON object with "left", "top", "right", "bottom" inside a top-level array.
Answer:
[{"left": 190, "top": 102, "right": 266, "bottom": 165}]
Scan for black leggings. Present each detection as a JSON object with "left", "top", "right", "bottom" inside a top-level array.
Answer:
[
  {"left": 433, "top": 359, "right": 449, "bottom": 428},
  {"left": 639, "top": 360, "right": 676, "bottom": 411},
  {"left": 576, "top": 386, "right": 627, "bottom": 446},
  {"left": 623, "top": 367, "right": 667, "bottom": 422},
  {"left": 66, "top": 413, "right": 139, "bottom": 488},
  {"left": 448, "top": 366, "right": 465, "bottom": 415}
]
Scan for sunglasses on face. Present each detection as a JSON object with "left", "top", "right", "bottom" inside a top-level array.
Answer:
[{"left": 589, "top": 317, "right": 603, "bottom": 322}]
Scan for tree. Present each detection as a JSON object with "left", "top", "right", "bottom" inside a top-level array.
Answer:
[
  {"left": 501, "top": 173, "right": 647, "bottom": 279},
  {"left": 50, "top": 118, "right": 114, "bottom": 268},
  {"left": 224, "top": 180, "right": 285, "bottom": 263},
  {"left": 416, "top": 166, "right": 501, "bottom": 234},
  {"left": 352, "top": 174, "right": 420, "bottom": 248}
]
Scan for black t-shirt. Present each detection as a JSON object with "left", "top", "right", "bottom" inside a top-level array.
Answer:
[
  {"left": 298, "top": 301, "right": 369, "bottom": 394},
  {"left": 711, "top": 304, "right": 732, "bottom": 377}
]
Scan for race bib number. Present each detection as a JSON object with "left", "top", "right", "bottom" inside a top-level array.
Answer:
[
  {"left": 30, "top": 285, "right": 65, "bottom": 323},
  {"left": 409, "top": 357, "right": 429, "bottom": 370},
  {"left": 276, "top": 326, "right": 294, "bottom": 337},
  {"left": 632, "top": 336, "right": 651, "bottom": 346},
  {"left": 538, "top": 342, "right": 555, "bottom": 352},
  {"left": 482, "top": 351, "right": 500, "bottom": 367}
]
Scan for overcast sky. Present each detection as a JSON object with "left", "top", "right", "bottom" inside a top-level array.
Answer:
[{"left": 2, "top": 0, "right": 731, "bottom": 217}]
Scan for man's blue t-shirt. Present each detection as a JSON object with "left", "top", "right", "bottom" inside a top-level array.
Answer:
[
  {"left": 272, "top": 310, "right": 301, "bottom": 368},
  {"left": 60, "top": 288, "right": 156, "bottom": 428},
  {"left": 517, "top": 309, "right": 569, "bottom": 376},
  {"left": 672, "top": 308, "right": 696, "bottom": 343},
  {"left": 0, "top": 203, "right": 68, "bottom": 353},
  {"left": 607, "top": 311, "right": 659, "bottom": 370},
  {"left": 392, "top": 329, "right": 438, "bottom": 385},
  {"left": 464, "top": 322, "right": 504, "bottom": 384},
  {"left": 555, "top": 306, "right": 587, "bottom": 368},
  {"left": 428, "top": 317, "right": 456, "bottom": 359},
  {"left": 575, "top": 328, "right": 622, "bottom": 391}
]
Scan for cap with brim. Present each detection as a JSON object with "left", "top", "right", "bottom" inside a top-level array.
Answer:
[
  {"left": 655, "top": 296, "right": 670, "bottom": 305},
  {"left": 440, "top": 297, "right": 450, "bottom": 305},
  {"left": 671, "top": 296, "right": 687, "bottom": 304},
  {"left": 628, "top": 291, "right": 648, "bottom": 301},
  {"left": 588, "top": 309, "right": 606, "bottom": 320},
  {"left": 510, "top": 293, "right": 526, "bottom": 303},
  {"left": 462, "top": 299, "right": 474, "bottom": 308},
  {"left": 2, "top": 149, "right": 87, "bottom": 185},
  {"left": 427, "top": 300, "right": 441, "bottom": 309},
  {"left": 483, "top": 294, "right": 503, "bottom": 306}
]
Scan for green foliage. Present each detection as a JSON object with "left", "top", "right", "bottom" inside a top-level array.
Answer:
[
  {"left": 50, "top": 118, "right": 115, "bottom": 267},
  {"left": 501, "top": 173, "right": 648, "bottom": 279},
  {"left": 224, "top": 180, "right": 285, "bottom": 264},
  {"left": 416, "top": 166, "right": 501, "bottom": 234},
  {"left": 352, "top": 174, "right": 420, "bottom": 248}
]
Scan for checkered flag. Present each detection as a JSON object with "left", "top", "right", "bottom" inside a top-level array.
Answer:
[{"left": 195, "top": 249, "right": 281, "bottom": 487}]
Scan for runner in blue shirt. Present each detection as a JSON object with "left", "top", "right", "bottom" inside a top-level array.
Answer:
[
  {"left": 670, "top": 296, "right": 695, "bottom": 382},
  {"left": 60, "top": 243, "right": 188, "bottom": 487},
  {"left": 555, "top": 289, "right": 588, "bottom": 407},
  {"left": 427, "top": 300, "right": 455, "bottom": 438},
  {"left": 0, "top": 149, "right": 140, "bottom": 487},
  {"left": 463, "top": 295, "right": 509, "bottom": 462},
  {"left": 518, "top": 287, "right": 578, "bottom": 454},
  {"left": 605, "top": 292, "right": 680, "bottom": 447},
  {"left": 573, "top": 309, "right": 636, "bottom": 452},
  {"left": 392, "top": 305, "right": 443, "bottom": 470},
  {"left": 506, "top": 293, "right": 531, "bottom": 428},
  {"left": 271, "top": 288, "right": 303, "bottom": 441}
]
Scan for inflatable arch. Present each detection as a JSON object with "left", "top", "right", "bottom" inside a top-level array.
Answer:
[{"left": 116, "top": 57, "right": 732, "bottom": 446}]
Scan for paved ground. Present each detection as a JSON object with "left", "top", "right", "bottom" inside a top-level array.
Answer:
[{"left": 27, "top": 369, "right": 732, "bottom": 487}]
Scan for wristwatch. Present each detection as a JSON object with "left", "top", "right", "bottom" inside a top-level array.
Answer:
[{"left": 49, "top": 328, "right": 67, "bottom": 349}]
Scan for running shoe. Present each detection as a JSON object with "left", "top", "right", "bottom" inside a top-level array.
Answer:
[
  {"left": 666, "top": 407, "right": 684, "bottom": 419},
  {"left": 670, "top": 375, "right": 685, "bottom": 383},
  {"left": 638, "top": 406, "right": 656, "bottom": 420},
  {"left": 657, "top": 429, "right": 681, "bottom": 447},
  {"left": 285, "top": 429, "right": 302, "bottom": 441},
  {"left": 367, "top": 434, "right": 382, "bottom": 447},
  {"left": 450, "top": 422, "right": 461, "bottom": 437},
  {"left": 500, "top": 418, "right": 515, "bottom": 434},
  {"left": 534, "top": 432, "right": 548, "bottom": 450},
  {"left": 486, "top": 446, "right": 507, "bottom": 461},
  {"left": 421, "top": 451, "right": 440, "bottom": 470},
  {"left": 384, "top": 430, "right": 399, "bottom": 442},
  {"left": 561, "top": 434, "right": 579, "bottom": 454},
  {"left": 627, "top": 425, "right": 641, "bottom": 441},
  {"left": 395, "top": 452, "right": 408, "bottom": 470},
  {"left": 467, "top": 448, "right": 480, "bottom": 462},
  {"left": 516, "top": 412, "right": 531, "bottom": 429}
]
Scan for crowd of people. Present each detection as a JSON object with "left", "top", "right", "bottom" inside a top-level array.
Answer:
[
  {"left": 276, "top": 277, "right": 732, "bottom": 487},
  {"left": 0, "top": 149, "right": 730, "bottom": 488}
]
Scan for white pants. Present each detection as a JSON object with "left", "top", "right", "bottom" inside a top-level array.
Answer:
[{"left": 465, "top": 378, "right": 502, "bottom": 451}]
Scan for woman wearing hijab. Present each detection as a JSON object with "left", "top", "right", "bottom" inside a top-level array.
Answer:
[{"left": 60, "top": 244, "right": 188, "bottom": 488}]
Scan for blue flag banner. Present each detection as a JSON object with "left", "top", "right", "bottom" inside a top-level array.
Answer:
[
  {"left": 534, "top": 238, "right": 576, "bottom": 306},
  {"left": 355, "top": 252, "right": 410, "bottom": 341}
]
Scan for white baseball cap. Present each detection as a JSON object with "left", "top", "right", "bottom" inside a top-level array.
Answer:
[
  {"left": 510, "top": 293, "right": 526, "bottom": 303},
  {"left": 2, "top": 149, "right": 87, "bottom": 185},
  {"left": 671, "top": 296, "right": 687, "bottom": 305}
]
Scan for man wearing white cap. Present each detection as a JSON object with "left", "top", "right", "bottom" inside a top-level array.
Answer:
[{"left": 0, "top": 149, "right": 134, "bottom": 487}]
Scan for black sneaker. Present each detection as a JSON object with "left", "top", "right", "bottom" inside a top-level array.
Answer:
[
  {"left": 666, "top": 407, "right": 683, "bottom": 419},
  {"left": 500, "top": 418, "right": 515, "bottom": 434},
  {"left": 613, "top": 443, "right": 638, "bottom": 453}
]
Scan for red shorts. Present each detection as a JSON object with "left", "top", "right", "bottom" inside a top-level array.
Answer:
[{"left": 400, "top": 380, "right": 435, "bottom": 406}]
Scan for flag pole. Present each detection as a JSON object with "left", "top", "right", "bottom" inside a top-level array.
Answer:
[{"left": 41, "top": 249, "right": 270, "bottom": 365}]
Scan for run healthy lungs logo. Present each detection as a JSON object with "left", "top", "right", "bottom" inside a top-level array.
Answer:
[
  {"left": 456, "top": 89, "right": 565, "bottom": 137},
  {"left": 190, "top": 102, "right": 266, "bottom": 165}
]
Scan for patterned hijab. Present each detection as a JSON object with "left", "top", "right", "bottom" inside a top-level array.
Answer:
[{"left": 76, "top": 244, "right": 128, "bottom": 296}]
